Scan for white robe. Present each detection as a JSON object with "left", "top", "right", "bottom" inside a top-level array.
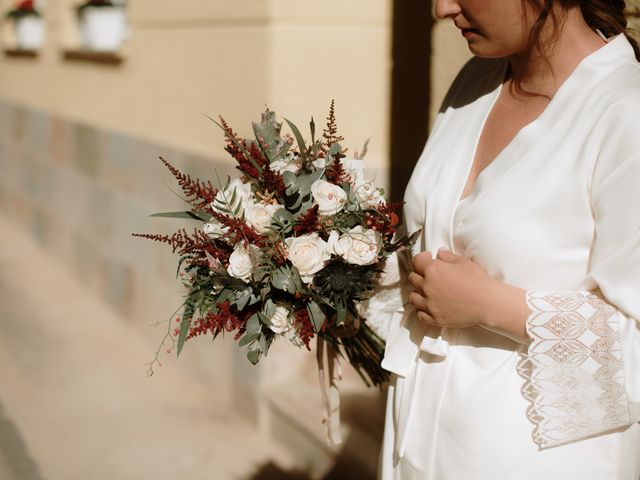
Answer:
[{"left": 376, "top": 33, "right": 640, "bottom": 479}]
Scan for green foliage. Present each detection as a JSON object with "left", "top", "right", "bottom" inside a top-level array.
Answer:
[
  {"left": 270, "top": 265, "right": 304, "bottom": 294},
  {"left": 76, "top": 0, "right": 118, "bottom": 13},
  {"left": 211, "top": 179, "right": 244, "bottom": 218},
  {"left": 150, "top": 211, "right": 211, "bottom": 222},
  {"left": 284, "top": 119, "right": 307, "bottom": 157},
  {"left": 270, "top": 208, "right": 295, "bottom": 235},
  {"left": 6, "top": 4, "right": 40, "bottom": 19},
  {"left": 252, "top": 110, "right": 289, "bottom": 162},
  {"left": 307, "top": 301, "right": 326, "bottom": 332},
  {"left": 177, "top": 297, "right": 196, "bottom": 356}
]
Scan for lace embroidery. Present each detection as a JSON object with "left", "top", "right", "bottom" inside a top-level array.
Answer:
[{"left": 517, "top": 291, "right": 631, "bottom": 448}]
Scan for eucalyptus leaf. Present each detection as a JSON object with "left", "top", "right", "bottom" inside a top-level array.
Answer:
[
  {"left": 259, "top": 333, "right": 268, "bottom": 356},
  {"left": 271, "top": 265, "right": 299, "bottom": 294},
  {"left": 233, "top": 288, "right": 253, "bottom": 311},
  {"left": 273, "top": 208, "right": 295, "bottom": 225},
  {"left": 150, "top": 211, "right": 210, "bottom": 221},
  {"left": 284, "top": 118, "right": 307, "bottom": 154},
  {"left": 307, "top": 301, "right": 326, "bottom": 332},
  {"left": 252, "top": 110, "right": 283, "bottom": 161},
  {"left": 263, "top": 299, "right": 277, "bottom": 317},
  {"left": 335, "top": 301, "right": 346, "bottom": 326},
  {"left": 247, "top": 347, "right": 261, "bottom": 365},
  {"left": 177, "top": 299, "right": 196, "bottom": 356},
  {"left": 328, "top": 143, "right": 342, "bottom": 157},
  {"left": 239, "top": 331, "right": 259, "bottom": 347},
  {"left": 290, "top": 169, "right": 324, "bottom": 198},
  {"left": 246, "top": 314, "right": 261, "bottom": 335}
]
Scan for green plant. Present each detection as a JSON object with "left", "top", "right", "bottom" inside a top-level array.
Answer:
[
  {"left": 76, "top": 0, "right": 118, "bottom": 13},
  {"left": 5, "top": 0, "right": 40, "bottom": 20}
]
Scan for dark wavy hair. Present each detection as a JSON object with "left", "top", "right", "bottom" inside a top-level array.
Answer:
[
  {"left": 515, "top": 1, "right": 639, "bottom": 93},
  {"left": 526, "top": 0, "right": 640, "bottom": 60}
]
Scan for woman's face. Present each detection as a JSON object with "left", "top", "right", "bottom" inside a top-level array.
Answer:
[{"left": 434, "top": 0, "right": 539, "bottom": 58}]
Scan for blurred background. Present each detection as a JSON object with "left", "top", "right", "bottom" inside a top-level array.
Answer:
[{"left": 0, "top": 1, "right": 637, "bottom": 479}]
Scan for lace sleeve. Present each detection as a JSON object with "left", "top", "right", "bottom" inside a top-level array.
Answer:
[{"left": 518, "top": 290, "right": 635, "bottom": 449}]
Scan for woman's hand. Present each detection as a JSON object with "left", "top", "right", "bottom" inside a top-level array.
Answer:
[{"left": 407, "top": 248, "right": 531, "bottom": 339}]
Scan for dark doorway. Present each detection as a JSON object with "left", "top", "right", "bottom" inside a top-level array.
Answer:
[{"left": 389, "top": 2, "right": 434, "bottom": 204}]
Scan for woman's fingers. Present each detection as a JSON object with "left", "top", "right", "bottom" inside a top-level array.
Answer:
[
  {"left": 416, "top": 310, "right": 434, "bottom": 325},
  {"left": 412, "top": 251, "right": 433, "bottom": 274},
  {"left": 408, "top": 291, "right": 430, "bottom": 312},
  {"left": 408, "top": 271, "right": 425, "bottom": 291},
  {"left": 436, "top": 247, "right": 459, "bottom": 262}
]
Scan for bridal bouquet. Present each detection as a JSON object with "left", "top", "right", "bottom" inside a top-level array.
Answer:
[{"left": 134, "top": 102, "right": 417, "bottom": 440}]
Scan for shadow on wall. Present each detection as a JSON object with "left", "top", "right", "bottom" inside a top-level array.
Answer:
[
  {"left": 245, "top": 387, "right": 386, "bottom": 480},
  {"left": 389, "top": 1, "right": 433, "bottom": 205},
  {"left": 247, "top": 459, "right": 374, "bottom": 480}
]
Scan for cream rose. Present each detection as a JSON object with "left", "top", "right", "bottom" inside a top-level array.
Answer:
[
  {"left": 285, "top": 233, "right": 330, "bottom": 283},
  {"left": 245, "top": 203, "right": 281, "bottom": 234},
  {"left": 355, "top": 181, "right": 384, "bottom": 208},
  {"left": 211, "top": 178, "right": 253, "bottom": 216},
  {"left": 310, "top": 179, "right": 348, "bottom": 216},
  {"left": 227, "top": 244, "right": 255, "bottom": 281},
  {"left": 331, "top": 226, "right": 380, "bottom": 266},
  {"left": 267, "top": 305, "right": 292, "bottom": 334}
]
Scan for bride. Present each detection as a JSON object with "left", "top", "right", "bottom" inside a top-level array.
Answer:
[{"left": 376, "top": 0, "right": 640, "bottom": 478}]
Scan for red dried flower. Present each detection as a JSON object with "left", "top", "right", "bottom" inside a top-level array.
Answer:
[
  {"left": 186, "top": 301, "right": 246, "bottom": 340},
  {"left": 293, "top": 205, "right": 320, "bottom": 236},
  {"left": 132, "top": 227, "right": 230, "bottom": 267},
  {"left": 160, "top": 157, "right": 218, "bottom": 212},
  {"left": 293, "top": 308, "right": 315, "bottom": 350},
  {"left": 321, "top": 100, "right": 345, "bottom": 155}
]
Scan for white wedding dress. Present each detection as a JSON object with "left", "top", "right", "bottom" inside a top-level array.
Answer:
[{"left": 374, "top": 33, "right": 640, "bottom": 479}]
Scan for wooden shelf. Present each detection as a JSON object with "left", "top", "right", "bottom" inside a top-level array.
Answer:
[
  {"left": 62, "top": 49, "right": 123, "bottom": 65},
  {"left": 4, "top": 48, "right": 39, "bottom": 58}
]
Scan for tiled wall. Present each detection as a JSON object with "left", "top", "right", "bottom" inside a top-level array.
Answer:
[{"left": 0, "top": 100, "right": 242, "bottom": 386}]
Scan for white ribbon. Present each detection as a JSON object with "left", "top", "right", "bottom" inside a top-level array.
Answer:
[{"left": 316, "top": 337, "right": 343, "bottom": 445}]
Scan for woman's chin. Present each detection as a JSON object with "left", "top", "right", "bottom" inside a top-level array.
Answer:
[{"left": 467, "top": 42, "right": 509, "bottom": 59}]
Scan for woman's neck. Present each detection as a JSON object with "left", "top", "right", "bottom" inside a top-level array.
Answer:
[{"left": 508, "top": 7, "right": 607, "bottom": 98}]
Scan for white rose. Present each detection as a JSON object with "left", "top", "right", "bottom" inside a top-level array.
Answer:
[
  {"left": 211, "top": 178, "right": 253, "bottom": 216},
  {"left": 310, "top": 179, "right": 348, "bottom": 216},
  {"left": 203, "top": 220, "right": 229, "bottom": 238},
  {"left": 227, "top": 244, "right": 255, "bottom": 281},
  {"left": 332, "top": 226, "right": 380, "bottom": 266},
  {"left": 285, "top": 233, "right": 330, "bottom": 283},
  {"left": 245, "top": 203, "right": 281, "bottom": 234},
  {"left": 268, "top": 305, "right": 292, "bottom": 334},
  {"left": 355, "top": 181, "right": 384, "bottom": 208}
]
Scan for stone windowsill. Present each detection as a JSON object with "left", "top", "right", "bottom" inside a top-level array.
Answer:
[
  {"left": 4, "top": 49, "right": 39, "bottom": 58},
  {"left": 62, "top": 49, "right": 124, "bottom": 65}
]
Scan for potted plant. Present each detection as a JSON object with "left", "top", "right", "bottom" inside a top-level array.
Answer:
[
  {"left": 6, "top": 0, "right": 44, "bottom": 50},
  {"left": 76, "top": 0, "right": 126, "bottom": 51}
]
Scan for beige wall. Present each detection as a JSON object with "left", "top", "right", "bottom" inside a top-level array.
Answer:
[
  {"left": 0, "top": 0, "right": 392, "bottom": 186},
  {"left": 430, "top": 19, "right": 472, "bottom": 122}
]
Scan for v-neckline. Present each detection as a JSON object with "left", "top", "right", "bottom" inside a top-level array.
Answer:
[
  {"left": 456, "top": 34, "right": 619, "bottom": 205},
  {"left": 457, "top": 64, "right": 508, "bottom": 203}
]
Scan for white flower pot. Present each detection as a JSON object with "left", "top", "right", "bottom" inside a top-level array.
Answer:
[
  {"left": 15, "top": 16, "right": 45, "bottom": 50},
  {"left": 83, "top": 7, "right": 126, "bottom": 51}
]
